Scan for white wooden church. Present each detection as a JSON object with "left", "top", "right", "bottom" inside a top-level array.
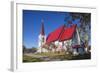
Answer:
[{"left": 37, "top": 20, "right": 90, "bottom": 55}]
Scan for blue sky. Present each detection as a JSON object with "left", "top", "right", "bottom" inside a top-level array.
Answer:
[{"left": 23, "top": 10, "right": 81, "bottom": 48}]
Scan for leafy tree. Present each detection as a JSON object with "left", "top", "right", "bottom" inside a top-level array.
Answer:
[{"left": 64, "top": 13, "right": 91, "bottom": 43}]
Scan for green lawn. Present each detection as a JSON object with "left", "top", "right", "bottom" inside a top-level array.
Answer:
[
  {"left": 23, "top": 52, "right": 91, "bottom": 62},
  {"left": 23, "top": 55, "right": 43, "bottom": 62}
]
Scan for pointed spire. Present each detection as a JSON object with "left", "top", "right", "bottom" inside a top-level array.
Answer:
[{"left": 40, "top": 19, "right": 45, "bottom": 35}]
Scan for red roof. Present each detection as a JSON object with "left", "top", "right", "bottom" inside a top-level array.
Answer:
[
  {"left": 46, "top": 25, "right": 65, "bottom": 44},
  {"left": 46, "top": 24, "right": 76, "bottom": 44},
  {"left": 59, "top": 25, "right": 76, "bottom": 41}
]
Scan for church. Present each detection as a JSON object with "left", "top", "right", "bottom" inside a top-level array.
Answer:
[{"left": 37, "top": 20, "right": 89, "bottom": 55}]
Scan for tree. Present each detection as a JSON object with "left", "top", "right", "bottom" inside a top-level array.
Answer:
[
  {"left": 23, "top": 45, "right": 26, "bottom": 53},
  {"left": 64, "top": 13, "right": 91, "bottom": 43}
]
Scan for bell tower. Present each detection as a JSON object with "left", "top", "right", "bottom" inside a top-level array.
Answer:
[{"left": 38, "top": 19, "right": 46, "bottom": 53}]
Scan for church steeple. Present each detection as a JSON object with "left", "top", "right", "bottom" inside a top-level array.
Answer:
[
  {"left": 38, "top": 19, "right": 47, "bottom": 53},
  {"left": 40, "top": 19, "right": 45, "bottom": 35}
]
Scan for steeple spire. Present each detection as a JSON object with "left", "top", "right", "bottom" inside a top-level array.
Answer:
[{"left": 40, "top": 19, "right": 45, "bottom": 35}]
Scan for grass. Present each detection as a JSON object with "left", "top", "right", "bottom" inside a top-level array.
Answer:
[
  {"left": 35, "top": 52, "right": 66, "bottom": 57},
  {"left": 23, "top": 55, "right": 43, "bottom": 62},
  {"left": 23, "top": 52, "right": 91, "bottom": 62},
  {"left": 71, "top": 53, "right": 91, "bottom": 60}
]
